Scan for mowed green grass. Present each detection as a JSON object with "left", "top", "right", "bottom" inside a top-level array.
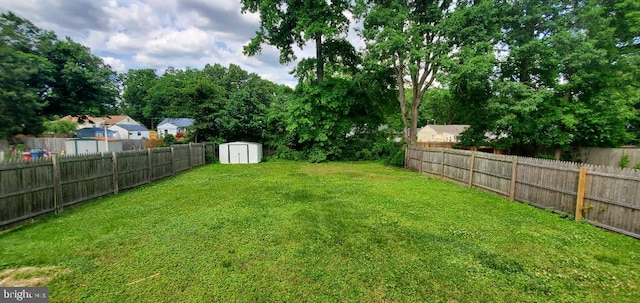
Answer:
[{"left": 1, "top": 162, "right": 639, "bottom": 302}]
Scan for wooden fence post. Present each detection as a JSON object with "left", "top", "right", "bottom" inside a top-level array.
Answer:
[
  {"left": 575, "top": 166, "right": 588, "bottom": 222},
  {"left": 468, "top": 152, "right": 475, "bottom": 188},
  {"left": 440, "top": 149, "right": 445, "bottom": 179},
  {"left": 509, "top": 157, "right": 518, "bottom": 200},
  {"left": 188, "top": 143, "right": 193, "bottom": 168},
  {"left": 419, "top": 148, "right": 424, "bottom": 174},
  {"left": 52, "top": 155, "right": 63, "bottom": 213},
  {"left": 147, "top": 148, "right": 152, "bottom": 183},
  {"left": 404, "top": 146, "right": 409, "bottom": 169},
  {"left": 171, "top": 146, "right": 176, "bottom": 175},
  {"left": 112, "top": 152, "right": 119, "bottom": 194}
]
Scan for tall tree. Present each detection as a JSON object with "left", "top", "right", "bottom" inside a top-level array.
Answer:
[
  {"left": 0, "top": 12, "right": 119, "bottom": 138},
  {"left": 0, "top": 12, "right": 54, "bottom": 137},
  {"left": 241, "top": 0, "right": 356, "bottom": 83},
  {"left": 120, "top": 69, "right": 158, "bottom": 128},
  {"left": 217, "top": 71, "right": 273, "bottom": 142},
  {"left": 357, "top": 0, "right": 488, "bottom": 144},
  {"left": 0, "top": 42, "right": 49, "bottom": 137},
  {"left": 565, "top": 0, "right": 639, "bottom": 146},
  {"left": 455, "top": 0, "right": 639, "bottom": 152},
  {"left": 42, "top": 38, "right": 119, "bottom": 118}
]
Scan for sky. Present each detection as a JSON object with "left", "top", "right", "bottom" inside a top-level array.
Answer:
[{"left": 0, "top": 0, "right": 349, "bottom": 87}]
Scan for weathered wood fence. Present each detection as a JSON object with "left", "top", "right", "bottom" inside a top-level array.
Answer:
[
  {"left": 406, "top": 146, "right": 640, "bottom": 239},
  {"left": 0, "top": 143, "right": 208, "bottom": 230},
  {"left": 18, "top": 137, "right": 147, "bottom": 153}
]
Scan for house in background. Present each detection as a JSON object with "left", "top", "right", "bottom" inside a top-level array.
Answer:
[
  {"left": 157, "top": 118, "right": 195, "bottom": 137},
  {"left": 109, "top": 124, "right": 150, "bottom": 139},
  {"left": 61, "top": 115, "right": 142, "bottom": 128},
  {"left": 417, "top": 125, "right": 470, "bottom": 143},
  {"left": 75, "top": 127, "right": 120, "bottom": 139},
  {"left": 60, "top": 115, "right": 149, "bottom": 139}
]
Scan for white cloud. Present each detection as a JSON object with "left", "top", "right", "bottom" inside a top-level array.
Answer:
[
  {"left": 102, "top": 56, "right": 126, "bottom": 73},
  {"left": 106, "top": 32, "right": 139, "bottom": 51},
  {"left": 103, "top": 1, "right": 162, "bottom": 32},
  {"left": 144, "top": 27, "right": 213, "bottom": 58},
  {"left": 0, "top": 0, "right": 365, "bottom": 86}
]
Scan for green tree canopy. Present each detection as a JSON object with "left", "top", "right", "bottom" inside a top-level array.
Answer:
[
  {"left": 241, "top": 0, "right": 357, "bottom": 83},
  {"left": 0, "top": 12, "right": 118, "bottom": 139},
  {"left": 356, "top": 0, "right": 500, "bottom": 144},
  {"left": 119, "top": 69, "right": 158, "bottom": 128},
  {"left": 454, "top": 0, "right": 639, "bottom": 152},
  {"left": 121, "top": 64, "right": 292, "bottom": 144}
]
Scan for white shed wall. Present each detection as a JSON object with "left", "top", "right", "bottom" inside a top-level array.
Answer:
[
  {"left": 64, "top": 140, "right": 123, "bottom": 155},
  {"left": 219, "top": 142, "right": 262, "bottom": 164}
]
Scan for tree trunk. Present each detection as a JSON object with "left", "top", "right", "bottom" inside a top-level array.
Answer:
[
  {"left": 395, "top": 56, "right": 409, "bottom": 143},
  {"left": 409, "top": 93, "right": 421, "bottom": 145},
  {"left": 316, "top": 36, "right": 324, "bottom": 84}
]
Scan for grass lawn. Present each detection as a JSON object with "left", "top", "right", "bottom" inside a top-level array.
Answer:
[{"left": 1, "top": 161, "right": 639, "bottom": 302}]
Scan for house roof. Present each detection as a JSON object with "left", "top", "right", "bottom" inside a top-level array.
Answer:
[
  {"left": 60, "top": 115, "right": 104, "bottom": 124},
  {"left": 423, "top": 125, "right": 469, "bottom": 136},
  {"left": 103, "top": 115, "right": 129, "bottom": 125},
  {"left": 60, "top": 115, "right": 137, "bottom": 125},
  {"left": 158, "top": 118, "right": 195, "bottom": 128},
  {"left": 113, "top": 124, "right": 148, "bottom": 131}
]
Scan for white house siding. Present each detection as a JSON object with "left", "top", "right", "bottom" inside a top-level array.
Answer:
[
  {"left": 109, "top": 125, "right": 129, "bottom": 139},
  {"left": 417, "top": 125, "right": 469, "bottom": 143},
  {"left": 109, "top": 125, "right": 150, "bottom": 139},
  {"left": 158, "top": 124, "right": 178, "bottom": 136},
  {"left": 127, "top": 131, "right": 149, "bottom": 140},
  {"left": 417, "top": 128, "right": 439, "bottom": 142},
  {"left": 157, "top": 118, "right": 194, "bottom": 136}
]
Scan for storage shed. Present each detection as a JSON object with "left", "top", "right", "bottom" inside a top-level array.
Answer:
[
  {"left": 219, "top": 142, "right": 262, "bottom": 164},
  {"left": 64, "top": 138, "right": 123, "bottom": 155}
]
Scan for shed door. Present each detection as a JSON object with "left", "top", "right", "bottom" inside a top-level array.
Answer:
[{"left": 229, "top": 144, "right": 249, "bottom": 164}]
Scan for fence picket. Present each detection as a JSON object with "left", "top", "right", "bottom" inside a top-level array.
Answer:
[
  {"left": 0, "top": 143, "right": 210, "bottom": 230},
  {"left": 407, "top": 146, "right": 640, "bottom": 239}
]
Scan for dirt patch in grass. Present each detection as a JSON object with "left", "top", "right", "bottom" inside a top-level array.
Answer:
[{"left": 0, "top": 266, "right": 70, "bottom": 287}]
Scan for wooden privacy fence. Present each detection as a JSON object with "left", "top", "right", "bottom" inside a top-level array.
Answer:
[
  {"left": 0, "top": 143, "right": 208, "bottom": 230},
  {"left": 18, "top": 138, "right": 147, "bottom": 153},
  {"left": 406, "top": 146, "right": 640, "bottom": 239}
]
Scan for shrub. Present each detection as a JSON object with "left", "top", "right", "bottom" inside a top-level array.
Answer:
[
  {"left": 619, "top": 153, "right": 630, "bottom": 168},
  {"left": 161, "top": 133, "right": 176, "bottom": 147},
  {"left": 384, "top": 144, "right": 406, "bottom": 167}
]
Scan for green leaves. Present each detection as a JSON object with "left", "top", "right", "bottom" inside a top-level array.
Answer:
[
  {"left": 281, "top": 74, "right": 395, "bottom": 162},
  {"left": 241, "top": 0, "right": 354, "bottom": 83},
  {"left": 43, "top": 116, "right": 77, "bottom": 136},
  {"left": 449, "top": 0, "right": 640, "bottom": 151},
  {"left": 120, "top": 64, "right": 292, "bottom": 144},
  {"left": 358, "top": 0, "right": 490, "bottom": 144},
  {"left": 0, "top": 12, "right": 118, "bottom": 138},
  {"left": 119, "top": 69, "right": 158, "bottom": 127}
]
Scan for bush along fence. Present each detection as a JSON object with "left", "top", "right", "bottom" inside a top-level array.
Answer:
[
  {"left": 405, "top": 146, "right": 640, "bottom": 239},
  {"left": 0, "top": 143, "right": 213, "bottom": 230}
]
